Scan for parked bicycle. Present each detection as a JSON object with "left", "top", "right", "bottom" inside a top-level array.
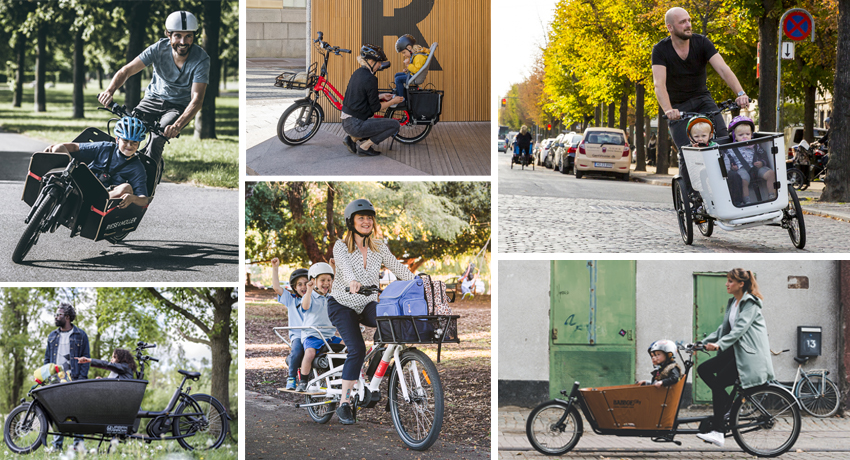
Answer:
[
  {"left": 3, "top": 342, "right": 230, "bottom": 453},
  {"left": 526, "top": 342, "right": 801, "bottom": 457},
  {"left": 273, "top": 285, "right": 459, "bottom": 450},
  {"left": 773, "top": 349, "right": 839, "bottom": 417},
  {"left": 274, "top": 32, "right": 441, "bottom": 146}
]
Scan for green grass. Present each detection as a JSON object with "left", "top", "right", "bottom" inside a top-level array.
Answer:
[{"left": 0, "top": 83, "right": 237, "bottom": 189}]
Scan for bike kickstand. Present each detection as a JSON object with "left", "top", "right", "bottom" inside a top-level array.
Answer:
[{"left": 389, "top": 136, "right": 395, "bottom": 151}]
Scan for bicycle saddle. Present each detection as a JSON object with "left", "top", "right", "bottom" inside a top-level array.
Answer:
[
  {"left": 178, "top": 370, "right": 201, "bottom": 379},
  {"left": 794, "top": 356, "right": 810, "bottom": 364},
  {"left": 319, "top": 343, "right": 347, "bottom": 354}
]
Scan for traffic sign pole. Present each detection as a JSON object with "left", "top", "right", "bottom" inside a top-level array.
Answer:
[{"left": 776, "top": 8, "right": 815, "bottom": 131}]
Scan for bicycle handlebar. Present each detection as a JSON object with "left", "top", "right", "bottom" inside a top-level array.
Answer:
[
  {"left": 314, "top": 31, "right": 352, "bottom": 55},
  {"left": 660, "top": 99, "right": 753, "bottom": 121},
  {"left": 98, "top": 103, "right": 169, "bottom": 140},
  {"left": 345, "top": 285, "right": 380, "bottom": 296}
]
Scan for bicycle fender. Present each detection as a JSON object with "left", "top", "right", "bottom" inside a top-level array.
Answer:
[{"left": 292, "top": 98, "right": 325, "bottom": 120}]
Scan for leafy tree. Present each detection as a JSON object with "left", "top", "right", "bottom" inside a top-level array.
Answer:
[{"left": 195, "top": 0, "right": 224, "bottom": 139}]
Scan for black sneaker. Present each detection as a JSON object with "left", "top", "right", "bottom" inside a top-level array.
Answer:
[
  {"left": 342, "top": 135, "right": 357, "bottom": 154},
  {"left": 356, "top": 145, "right": 381, "bottom": 157},
  {"left": 336, "top": 402, "right": 355, "bottom": 425}
]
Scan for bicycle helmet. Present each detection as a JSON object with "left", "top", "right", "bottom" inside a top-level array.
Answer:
[
  {"left": 289, "top": 268, "right": 309, "bottom": 287},
  {"left": 308, "top": 262, "right": 334, "bottom": 281},
  {"left": 728, "top": 115, "right": 755, "bottom": 141},
  {"left": 648, "top": 339, "right": 677, "bottom": 360},
  {"left": 166, "top": 11, "right": 199, "bottom": 33},
  {"left": 825, "top": 117, "right": 831, "bottom": 126},
  {"left": 115, "top": 116, "right": 147, "bottom": 142},
  {"left": 395, "top": 34, "right": 416, "bottom": 53},
  {"left": 344, "top": 198, "right": 377, "bottom": 240},
  {"left": 686, "top": 116, "right": 714, "bottom": 145},
  {"left": 360, "top": 44, "right": 388, "bottom": 62}
]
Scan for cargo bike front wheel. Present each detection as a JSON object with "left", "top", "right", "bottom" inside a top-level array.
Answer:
[
  {"left": 12, "top": 191, "right": 57, "bottom": 264},
  {"left": 526, "top": 401, "right": 582, "bottom": 455},
  {"left": 277, "top": 101, "right": 324, "bottom": 145},
  {"left": 388, "top": 348, "right": 444, "bottom": 451},
  {"left": 3, "top": 402, "right": 48, "bottom": 454}
]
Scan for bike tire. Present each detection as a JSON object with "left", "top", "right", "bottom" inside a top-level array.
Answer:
[
  {"left": 12, "top": 192, "right": 57, "bottom": 264},
  {"left": 795, "top": 374, "right": 840, "bottom": 418},
  {"left": 526, "top": 401, "right": 582, "bottom": 456},
  {"left": 731, "top": 386, "right": 801, "bottom": 458},
  {"left": 672, "top": 178, "right": 693, "bottom": 245},
  {"left": 697, "top": 217, "right": 714, "bottom": 237},
  {"left": 388, "top": 348, "right": 443, "bottom": 451},
  {"left": 173, "top": 393, "right": 229, "bottom": 451},
  {"left": 785, "top": 187, "right": 806, "bottom": 249},
  {"left": 4, "top": 403, "right": 47, "bottom": 454},
  {"left": 787, "top": 168, "right": 806, "bottom": 191},
  {"left": 277, "top": 101, "right": 323, "bottom": 145},
  {"left": 386, "top": 109, "right": 432, "bottom": 144},
  {"left": 306, "top": 370, "right": 335, "bottom": 424}
]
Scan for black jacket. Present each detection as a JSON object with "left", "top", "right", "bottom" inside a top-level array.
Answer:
[
  {"left": 342, "top": 67, "right": 382, "bottom": 120},
  {"left": 90, "top": 359, "right": 135, "bottom": 379},
  {"left": 645, "top": 361, "right": 682, "bottom": 387}
]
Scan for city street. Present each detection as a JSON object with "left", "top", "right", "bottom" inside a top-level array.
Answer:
[{"left": 498, "top": 153, "right": 850, "bottom": 253}]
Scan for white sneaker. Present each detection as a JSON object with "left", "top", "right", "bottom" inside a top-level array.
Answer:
[{"left": 697, "top": 430, "right": 725, "bottom": 447}]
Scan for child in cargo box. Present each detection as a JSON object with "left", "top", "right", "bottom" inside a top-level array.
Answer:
[
  {"left": 722, "top": 116, "right": 776, "bottom": 205},
  {"left": 637, "top": 340, "right": 682, "bottom": 387},
  {"left": 295, "top": 262, "right": 343, "bottom": 392},
  {"left": 75, "top": 348, "right": 137, "bottom": 379},
  {"left": 272, "top": 258, "right": 309, "bottom": 390}
]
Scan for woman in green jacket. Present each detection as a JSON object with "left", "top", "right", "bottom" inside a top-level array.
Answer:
[{"left": 696, "top": 268, "right": 775, "bottom": 448}]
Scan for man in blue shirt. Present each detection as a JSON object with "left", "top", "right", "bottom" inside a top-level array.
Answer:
[
  {"left": 45, "top": 117, "right": 149, "bottom": 209},
  {"left": 97, "top": 10, "right": 210, "bottom": 169}
]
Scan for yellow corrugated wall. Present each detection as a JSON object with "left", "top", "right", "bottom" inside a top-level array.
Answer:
[{"left": 311, "top": 0, "right": 491, "bottom": 122}]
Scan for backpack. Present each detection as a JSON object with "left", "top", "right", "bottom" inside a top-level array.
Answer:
[
  {"left": 419, "top": 274, "right": 452, "bottom": 315},
  {"left": 376, "top": 277, "right": 435, "bottom": 343}
]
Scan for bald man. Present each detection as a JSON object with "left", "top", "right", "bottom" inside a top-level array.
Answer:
[{"left": 652, "top": 7, "right": 749, "bottom": 201}]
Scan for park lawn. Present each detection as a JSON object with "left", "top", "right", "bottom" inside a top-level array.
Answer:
[{"left": 0, "top": 83, "right": 237, "bottom": 189}]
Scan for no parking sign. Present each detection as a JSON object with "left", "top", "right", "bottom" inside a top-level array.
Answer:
[
  {"left": 774, "top": 9, "right": 815, "bottom": 131},
  {"left": 783, "top": 11, "right": 814, "bottom": 42}
]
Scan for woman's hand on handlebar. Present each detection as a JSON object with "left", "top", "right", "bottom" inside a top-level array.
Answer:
[
  {"left": 349, "top": 280, "right": 362, "bottom": 294},
  {"left": 704, "top": 342, "right": 719, "bottom": 351}
]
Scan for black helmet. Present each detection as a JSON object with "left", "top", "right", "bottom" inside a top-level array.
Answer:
[
  {"left": 395, "top": 34, "right": 416, "bottom": 53},
  {"left": 289, "top": 268, "right": 309, "bottom": 287},
  {"left": 360, "top": 44, "right": 388, "bottom": 62}
]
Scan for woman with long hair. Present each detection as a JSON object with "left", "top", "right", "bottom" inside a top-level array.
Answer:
[
  {"left": 327, "top": 198, "right": 416, "bottom": 425},
  {"left": 696, "top": 268, "right": 774, "bottom": 447}
]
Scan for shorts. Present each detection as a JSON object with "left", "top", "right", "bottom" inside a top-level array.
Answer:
[
  {"left": 303, "top": 335, "right": 342, "bottom": 350},
  {"left": 734, "top": 166, "right": 771, "bottom": 182}
]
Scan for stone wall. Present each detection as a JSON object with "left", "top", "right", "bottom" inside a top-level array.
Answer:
[{"left": 247, "top": 0, "right": 307, "bottom": 58}]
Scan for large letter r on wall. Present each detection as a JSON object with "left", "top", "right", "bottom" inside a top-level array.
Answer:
[{"left": 362, "top": 0, "right": 442, "bottom": 71}]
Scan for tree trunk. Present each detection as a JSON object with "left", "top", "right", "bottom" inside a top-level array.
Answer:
[
  {"left": 35, "top": 25, "right": 46, "bottom": 113},
  {"left": 607, "top": 102, "right": 615, "bottom": 128},
  {"left": 758, "top": 0, "right": 779, "bottom": 132},
  {"left": 196, "top": 0, "right": 222, "bottom": 139},
  {"left": 73, "top": 27, "right": 85, "bottom": 119},
  {"left": 98, "top": 68, "right": 103, "bottom": 90},
  {"left": 656, "top": 106, "right": 669, "bottom": 175},
  {"left": 13, "top": 32, "right": 25, "bottom": 108},
  {"left": 594, "top": 104, "right": 601, "bottom": 128},
  {"left": 619, "top": 83, "right": 628, "bottom": 131},
  {"left": 125, "top": 1, "right": 152, "bottom": 109},
  {"left": 803, "top": 84, "right": 816, "bottom": 143},
  {"left": 324, "top": 183, "right": 338, "bottom": 261},
  {"left": 8, "top": 303, "right": 27, "bottom": 408},
  {"left": 210, "top": 289, "right": 234, "bottom": 415},
  {"left": 821, "top": 0, "right": 850, "bottom": 202},
  {"left": 286, "top": 183, "right": 324, "bottom": 262},
  {"left": 635, "top": 82, "right": 646, "bottom": 172}
]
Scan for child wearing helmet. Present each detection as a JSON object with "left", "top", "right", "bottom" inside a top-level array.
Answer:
[
  {"left": 272, "top": 258, "right": 309, "bottom": 390},
  {"left": 296, "top": 262, "right": 343, "bottom": 392},
  {"left": 723, "top": 116, "right": 776, "bottom": 205},
  {"left": 340, "top": 44, "right": 405, "bottom": 157},
  {"left": 392, "top": 34, "right": 431, "bottom": 99},
  {"left": 687, "top": 116, "right": 718, "bottom": 148},
  {"left": 44, "top": 116, "right": 150, "bottom": 209},
  {"left": 637, "top": 340, "right": 681, "bottom": 387}
]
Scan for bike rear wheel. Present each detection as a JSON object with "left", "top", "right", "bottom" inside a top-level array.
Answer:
[
  {"left": 388, "top": 348, "right": 443, "bottom": 450},
  {"left": 386, "top": 109, "right": 432, "bottom": 144},
  {"left": 4, "top": 403, "right": 47, "bottom": 454},
  {"left": 306, "top": 370, "right": 335, "bottom": 424},
  {"left": 785, "top": 187, "right": 806, "bottom": 249},
  {"left": 787, "top": 168, "right": 806, "bottom": 191},
  {"left": 173, "top": 394, "right": 229, "bottom": 451},
  {"left": 672, "top": 178, "right": 693, "bottom": 245},
  {"left": 795, "top": 374, "right": 839, "bottom": 417},
  {"left": 731, "top": 386, "right": 801, "bottom": 457},
  {"left": 526, "top": 401, "right": 582, "bottom": 455},
  {"left": 12, "top": 192, "right": 57, "bottom": 264},
  {"left": 277, "top": 101, "right": 323, "bottom": 145}
]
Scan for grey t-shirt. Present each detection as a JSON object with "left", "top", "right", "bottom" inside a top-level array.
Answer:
[
  {"left": 57, "top": 330, "right": 72, "bottom": 367},
  {"left": 138, "top": 38, "right": 210, "bottom": 106}
]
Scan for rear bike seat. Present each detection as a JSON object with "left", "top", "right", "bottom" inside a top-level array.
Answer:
[
  {"left": 178, "top": 370, "right": 201, "bottom": 379},
  {"left": 319, "top": 343, "right": 347, "bottom": 354},
  {"left": 794, "top": 356, "right": 810, "bottom": 365}
]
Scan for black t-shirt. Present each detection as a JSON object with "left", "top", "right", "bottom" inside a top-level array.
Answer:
[
  {"left": 651, "top": 34, "right": 718, "bottom": 105},
  {"left": 342, "top": 67, "right": 382, "bottom": 120},
  {"left": 515, "top": 132, "right": 532, "bottom": 148}
]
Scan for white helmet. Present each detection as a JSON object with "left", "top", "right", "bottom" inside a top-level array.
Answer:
[
  {"left": 308, "top": 262, "right": 334, "bottom": 281},
  {"left": 166, "top": 11, "right": 199, "bottom": 33},
  {"left": 648, "top": 340, "right": 677, "bottom": 359}
]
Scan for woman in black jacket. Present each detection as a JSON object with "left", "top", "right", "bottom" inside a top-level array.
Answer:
[
  {"left": 75, "top": 348, "right": 136, "bottom": 379},
  {"left": 340, "top": 44, "right": 405, "bottom": 156},
  {"left": 514, "top": 125, "right": 532, "bottom": 161}
]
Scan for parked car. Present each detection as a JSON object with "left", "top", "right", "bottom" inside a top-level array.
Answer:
[
  {"left": 784, "top": 125, "right": 827, "bottom": 160},
  {"left": 498, "top": 139, "right": 506, "bottom": 152},
  {"left": 544, "top": 133, "right": 567, "bottom": 169},
  {"left": 554, "top": 133, "right": 583, "bottom": 174},
  {"left": 534, "top": 138, "right": 555, "bottom": 166},
  {"left": 574, "top": 127, "right": 631, "bottom": 181}
]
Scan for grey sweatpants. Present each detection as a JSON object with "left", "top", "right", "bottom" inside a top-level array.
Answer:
[{"left": 342, "top": 117, "right": 400, "bottom": 145}]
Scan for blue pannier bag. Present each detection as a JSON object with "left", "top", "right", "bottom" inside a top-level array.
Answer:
[{"left": 376, "top": 278, "right": 435, "bottom": 342}]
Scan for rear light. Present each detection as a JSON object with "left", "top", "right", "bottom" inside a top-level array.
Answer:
[
  {"left": 579, "top": 142, "right": 586, "bottom": 155},
  {"left": 622, "top": 144, "right": 630, "bottom": 157},
  {"left": 568, "top": 147, "right": 576, "bottom": 154}
]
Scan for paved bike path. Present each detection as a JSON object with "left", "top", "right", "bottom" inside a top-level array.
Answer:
[{"left": 246, "top": 390, "right": 488, "bottom": 460}]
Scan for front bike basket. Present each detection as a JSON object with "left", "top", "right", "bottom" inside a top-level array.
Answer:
[
  {"left": 274, "top": 62, "right": 318, "bottom": 90},
  {"left": 374, "top": 314, "right": 459, "bottom": 362}
]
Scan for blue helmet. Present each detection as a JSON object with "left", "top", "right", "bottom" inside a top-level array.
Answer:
[{"left": 115, "top": 116, "right": 147, "bottom": 142}]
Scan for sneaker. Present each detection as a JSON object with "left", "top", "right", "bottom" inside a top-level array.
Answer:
[
  {"left": 697, "top": 431, "right": 725, "bottom": 447},
  {"left": 336, "top": 402, "right": 356, "bottom": 425},
  {"left": 356, "top": 145, "right": 381, "bottom": 157},
  {"left": 342, "top": 135, "right": 357, "bottom": 154},
  {"left": 285, "top": 377, "right": 296, "bottom": 390},
  {"left": 295, "top": 381, "right": 307, "bottom": 392}
]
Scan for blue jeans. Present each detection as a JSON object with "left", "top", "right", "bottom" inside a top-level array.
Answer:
[
  {"left": 288, "top": 338, "right": 304, "bottom": 379},
  {"left": 394, "top": 72, "right": 408, "bottom": 98},
  {"left": 327, "top": 297, "right": 377, "bottom": 381}
]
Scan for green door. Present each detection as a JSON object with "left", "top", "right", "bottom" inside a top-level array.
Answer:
[
  {"left": 693, "top": 272, "right": 731, "bottom": 404},
  {"left": 549, "top": 261, "right": 636, "bottom": 398}
]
